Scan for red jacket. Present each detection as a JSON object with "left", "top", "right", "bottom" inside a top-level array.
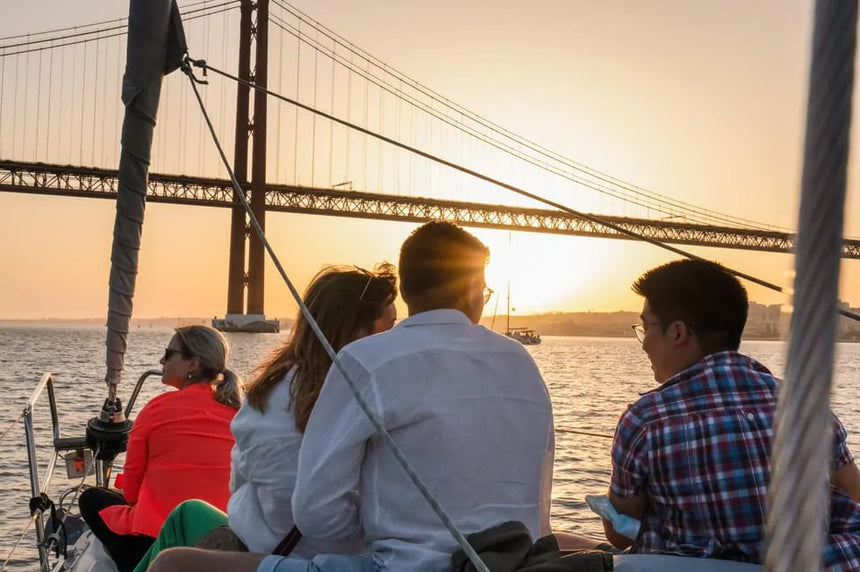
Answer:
[{"left": 99, "top": 382, "right": 237, "bottom": 537}]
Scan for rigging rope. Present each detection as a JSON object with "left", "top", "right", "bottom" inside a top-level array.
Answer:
[
  {"left": 765, "top": 1, "right": 858, "bottom": 570},
  {"left": 189, "top": 58, "right": 860, "bottom": 324},
  {"left": 0, "top": 515, "right": 37, "bottom": 571},
  {"left": 182, "top": 57, "right": 490, "bottom": 572},
  {"left": 556, "top": 428, "right": 615, "bottom": 440},
  {"left": 0, "top": 412, "right": 23, "bottom": 443}
]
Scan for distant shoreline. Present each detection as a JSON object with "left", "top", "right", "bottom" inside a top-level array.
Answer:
[{"left": 2, "top": 314, "right": 859, "bottom": 342}]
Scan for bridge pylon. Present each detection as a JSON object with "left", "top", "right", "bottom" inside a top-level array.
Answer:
[{"left": 215, "top": 0, "right": 279, "bottom": 334}]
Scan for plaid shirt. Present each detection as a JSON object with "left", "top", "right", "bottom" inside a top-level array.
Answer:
[{"left": 610, "top": 351, "right": 860, "bottom": 569}]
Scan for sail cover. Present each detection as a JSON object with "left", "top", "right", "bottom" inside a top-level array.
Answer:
[{"left": 105, "top": 0, "right": 187, "bottom": 388}]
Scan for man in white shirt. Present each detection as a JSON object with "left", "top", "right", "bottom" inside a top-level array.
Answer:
[{"left": 149, "top": 221, "right": 554, "bottom": 572}]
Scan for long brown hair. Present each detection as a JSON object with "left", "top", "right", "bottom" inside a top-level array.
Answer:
[{"left": 245, "top": 264, "right": 397, "bottom": 431}]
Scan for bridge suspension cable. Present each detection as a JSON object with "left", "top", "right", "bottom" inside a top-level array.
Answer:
[
  {"left": 0, "top": 1, "right": 240, "bottom": 56},
  {"left": 270, "top": 12, "right": 730, "bottom": 227},
  {"left": 0, "top": 0, "right": 220, "bottom": 42},
  {"left": 0, "top": 1, "right": 811, "bottom": 233},
  {"left": 187, "top": 56, "right": 860, "bottom": 323},
  {"left": 270, "top": 0, "right": 791, "bottom": 233}
]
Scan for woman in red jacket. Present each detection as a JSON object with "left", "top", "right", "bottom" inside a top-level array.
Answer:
[{"left": 79, "top": 325, "right": 241, "bottom": 572}]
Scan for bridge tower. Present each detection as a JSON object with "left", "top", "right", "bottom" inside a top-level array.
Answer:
[{"left": 214, "top": 0, "right": 279, "bottom": 333}]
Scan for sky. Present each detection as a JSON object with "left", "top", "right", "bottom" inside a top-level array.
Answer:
[{"left": 1, "top": 0, "right": 859, "bottom": 320}]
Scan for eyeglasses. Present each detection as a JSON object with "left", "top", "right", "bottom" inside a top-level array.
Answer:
[
  {"left": 162, "top": 348, "right": 187, "bottom": 362},
  {"left": 631, "top": 321, "right": 660, "bottom": 343},
  {"left": 483, "top": 286, "right": 494, "bottom": 305}
]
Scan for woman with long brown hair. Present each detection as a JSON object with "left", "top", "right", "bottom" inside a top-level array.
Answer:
[{"left": 134, "top": 264, "right": 397, "bottom": 571}]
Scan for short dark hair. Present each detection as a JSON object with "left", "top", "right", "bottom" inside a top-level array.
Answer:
[
  {"left": 399, "top": 221, "right": 489, "bottom": 310},
  {"left": 632, "top": 259, "right": 748, "bottom": 352}
]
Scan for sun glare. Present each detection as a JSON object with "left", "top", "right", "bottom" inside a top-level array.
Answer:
[{"left": 478, "top": 231, "right": 617, "bottom": 316}]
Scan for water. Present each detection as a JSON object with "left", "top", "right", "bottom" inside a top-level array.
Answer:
[{"left": 1, "top": 326, "right": 859, "bottom": 570}]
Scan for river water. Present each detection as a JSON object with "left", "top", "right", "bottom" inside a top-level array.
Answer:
[{"left": 1, "top": 326, "right": 858, "bottom": 570}]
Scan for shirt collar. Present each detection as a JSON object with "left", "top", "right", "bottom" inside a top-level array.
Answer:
[
  {"left": 396, "top": 308, "right": 473, "bottom": 328},
  {"left": 642, "top": 350, "right": 762, "bottom": 395}
]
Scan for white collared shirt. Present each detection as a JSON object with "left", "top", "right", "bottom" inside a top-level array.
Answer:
[
  {"left": 228, "top": 366, "right": 362, "bottom": 557},
  {"left": 293, "top": 309, "right": 555, "bottom": 571}
]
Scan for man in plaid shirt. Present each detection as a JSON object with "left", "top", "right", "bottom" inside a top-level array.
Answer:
[{"left": 604, "top": 259, "right": 860, "bottom": 569}]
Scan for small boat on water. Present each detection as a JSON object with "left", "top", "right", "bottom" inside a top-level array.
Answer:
[
  {"left": 506, "top": 326, "right": 542, "bottom": 346},
  {"left": 503, "top": 281, "right": 541, "bottom": 345},
  {"left": 211, "top": 313, "right": 280, "bottom": 334}
]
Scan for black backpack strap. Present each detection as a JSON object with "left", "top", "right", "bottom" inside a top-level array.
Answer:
[{"left": 272, "top": 526, "right": 303, "bottom": 556}]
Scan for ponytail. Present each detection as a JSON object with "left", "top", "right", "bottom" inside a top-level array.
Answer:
[{"left": 213, "top": 368, "right": 243, "bottom": 409}]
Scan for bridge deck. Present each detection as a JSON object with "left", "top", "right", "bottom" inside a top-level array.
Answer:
[{"left": 2, "top": 160, "right": 858, "bottom": 259}]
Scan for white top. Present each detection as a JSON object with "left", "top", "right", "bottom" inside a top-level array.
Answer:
[
  {"left": 292, "top": 309, "right": 555, "bottom": 571},
  {"left": 228, "top": 365, "right": 362, "bottom": 557}
]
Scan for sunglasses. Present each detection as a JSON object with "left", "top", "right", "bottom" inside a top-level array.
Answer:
[{"left": 162, "top": 348, "right": 188, "bottom": 361}]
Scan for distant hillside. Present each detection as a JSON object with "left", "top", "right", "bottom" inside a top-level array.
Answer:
[
  {"left": 481, "top": 311, "right": 639, "bottom": 338},
  {"left": 4, "top": 308, "right": 858, "bottom": 341},
  {"left": 0, "top": 316, "right": 296, "bottom": 330}
]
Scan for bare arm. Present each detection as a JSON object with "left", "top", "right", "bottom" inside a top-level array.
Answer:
[
  {"left": 603, "top": 490, "right": 646, "bottom": 550},
  {"left": 832, "top": 462, "right": 860, "bottom": 502}
]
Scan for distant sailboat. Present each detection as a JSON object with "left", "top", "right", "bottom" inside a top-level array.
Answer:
[{"left": 504, "top": 281, "right": 541, "bottom": 345}]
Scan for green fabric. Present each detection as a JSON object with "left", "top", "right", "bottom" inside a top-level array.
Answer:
[{"left": 132, "top": 499, "right": 228, "bottom": 572}]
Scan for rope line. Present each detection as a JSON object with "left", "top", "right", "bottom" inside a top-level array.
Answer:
[
  {"left": 182, "top": 58, "right": 490, "bottom": 572},
  {"left": 765, "top": 1, "right": 858, "bottom": 570},
  {"left": 0, "top": 413, "right": 23, "bottom": 443},
  {"left": 556, "top": 428, "right": 615, "bottom": 440},
  {"left": 0, "top": 515, "right": 37, "bottom": 571},
  {"left": 191, "top": 58, "right": 860, "bottom": 324}
]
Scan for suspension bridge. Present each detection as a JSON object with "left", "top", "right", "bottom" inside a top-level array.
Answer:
[{"left": 2, "top": 0, "right": 858, "bottom": 322}]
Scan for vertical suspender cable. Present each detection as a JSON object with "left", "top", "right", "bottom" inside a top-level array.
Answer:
[
  {"left": 80, "top": 44, "right": 86, "bottom": 165},
  {"left": 346, "top": 50, "right": 352, "bottom": 183},
  {"left": 34, "top": 51, "right": 42, "bottom": 162},
  {"left": 329, "top": 40, "right": 335, "bottom": 186},
  {"left": 395, "top": 78, "right": 401, "bottom": 193},
  {"left": 362, "top": 58, "right": 368, "bottom": 189},
  {"left": 179, "top": 67, "right": 187, "bottom": 171},
  {"left": 275, "top": 17, "right": 282, "bottom": 182},
  {"left": 293, "top": 20, "right": 300, "bottom": 184},
  {"left": 46, "top": 47, "right": 53, "bottom": 160},
  {"left": 201, "top": 0, "right": 210, "bottom": 173},
  {"left": 23, "top": 53, "right": 30, "bottom": 159},
  {"left": 310, "top": 29, "right": 317, "bottom": 186},
  {"left": 765, "top": 1, "right": 857, "bottom": 571},
  {"left": 92, "top": 42, "right": 100, "bottom": 165},
  {"left": 378, "top": 65, "right": 384, "bottom": 192},
  {"left": 100, "top": 38, "right": 108, "bottom": 165},
  {"left": 12, "top": 54, "right": 19, "bottom": 158}
]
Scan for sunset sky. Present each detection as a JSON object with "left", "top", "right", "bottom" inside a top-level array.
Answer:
[{"left": 1, "top": 0, "right": 859, "bottom": 320}]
